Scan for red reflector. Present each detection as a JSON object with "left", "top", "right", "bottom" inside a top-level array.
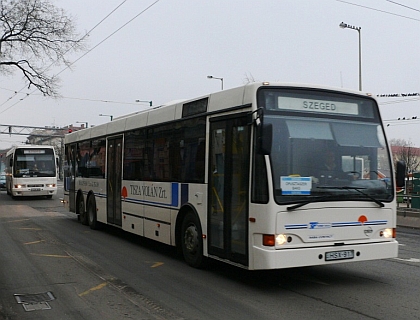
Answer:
[
  {"left": 263, "top": 234, "right": 275, "bottom": 246},
  {"left": 393, "top": 228, "right": 397, "bottom": 238}
]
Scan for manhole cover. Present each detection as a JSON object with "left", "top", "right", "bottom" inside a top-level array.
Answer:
[
  {"left": 14, "top": 292, "right": 55, "bottom": 312},
  {"left": 22, "top": 302, "right": 52, "bottom": 311}
]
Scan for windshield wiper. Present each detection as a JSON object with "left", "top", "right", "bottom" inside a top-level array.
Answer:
[
  {"left": 287, "top": 194, "right": 336, "bottom": 211},
  {"left": 287, "top": 186, "right": 385, "bottom": 211},
  {"left": 318, "top": 185, "right": 385, "bottom": 207}
]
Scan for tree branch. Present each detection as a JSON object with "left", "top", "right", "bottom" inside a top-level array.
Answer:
[{"left": 0, "top": 0, "right": 86, "bottom": 96}]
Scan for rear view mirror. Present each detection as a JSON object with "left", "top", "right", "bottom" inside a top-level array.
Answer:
[
  {"left": 396, "top": 161, "right": 406, "bottom": 188},
  {"left": 256, "top": 123, "right": 272, "bottom": 155}
]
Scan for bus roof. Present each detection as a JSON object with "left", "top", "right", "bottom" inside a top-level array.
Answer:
[
  {"left": 6, "top": 145, "right": 55, "bottom": 157},
  {"left": 65, "top": 82, "right": 374, "bottom": 144}
]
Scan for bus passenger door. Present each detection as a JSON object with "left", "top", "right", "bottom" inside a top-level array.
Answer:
[
  {"left": 208, "top": 115, "right": 250, "bottom": 266},
  {"left": 66, "top": 144, "right": 77, "bottom": 212},
  {"left": 107, "top": 136, "right": 123, "bottom": 226}
]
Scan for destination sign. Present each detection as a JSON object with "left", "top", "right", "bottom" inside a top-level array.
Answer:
[
  {"left": 23, "top": 149, "right": 46, "bottom": 154},
  {"left": 277, "top": 96, "right": 359, "bottom": 115}
]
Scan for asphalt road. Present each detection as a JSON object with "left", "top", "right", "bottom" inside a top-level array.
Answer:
[{"left": 0, "top": 188, "right": 419, "bottom": 319}]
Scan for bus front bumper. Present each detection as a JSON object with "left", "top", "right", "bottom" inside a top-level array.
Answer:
[
  {"left": 12, "top": 187, "right": 57, "bottom": 197},
  {"left": 251, "top": 240, "right": 398, "bottom": 270}
]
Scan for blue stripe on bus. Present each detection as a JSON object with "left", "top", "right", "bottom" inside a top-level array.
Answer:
[
  {"left": 171, "top": 183, "right": 179, "bottom": 207},
  {"left": 285, "top": 224, "right": 308, "bottom": 230},
  {"left": 364, "top": 220, "right": 387, "bottom": 225},
  {"left": 285, "top": 220, "right": 389, "bottom": 229}
]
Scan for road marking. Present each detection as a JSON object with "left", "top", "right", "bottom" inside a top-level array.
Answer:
[
  {"left": 14, "top": 227, "right": 42, "bottom": 231},
  {"left": 6, "top": 219, "right": 30, "bottom": 223},
  {"left": 31, "top": 253, "right": 71, "bottom": 258},
  {"left": 392, "top": 257, "right": 420, "bottom": 263},
  {"left": 151, "top": 262, "right": 164, "bottom": 268},
  {"left": 79, "top": 282, "right": 107, "bottom": 297},
  {"left": 24, "top": 240, "right": 45, "bottom": 245},
  {"left": 146, "top": 261, "right": 164, "bottom": 268}
]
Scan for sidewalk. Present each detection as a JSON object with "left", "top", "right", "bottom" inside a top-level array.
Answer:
[{"left": 397, "top": 202, "right": 420, "bottom": 229}]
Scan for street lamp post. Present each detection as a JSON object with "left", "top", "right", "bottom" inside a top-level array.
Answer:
[
  {"left": 339, "top": 22, "right": 362, "bottom": 91},
  {"left": 207, "top": 75, "right": 224, "bottom": 90},
  {"left": 99, "top": 114, "right": 113, "bottom": 121},
  {"left": 135, "top": 100, "right": 153, "bottom": 106},
  {"left": 76, "top": 121, "right": 88, "bottom": 129}
]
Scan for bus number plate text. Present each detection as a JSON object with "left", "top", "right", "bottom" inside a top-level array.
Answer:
[
  {"left": 325, "top": 250, "right": 354, "bottom": 261},
  {"left": 31, "top": 188, "right": 41, "bottom": 191}
]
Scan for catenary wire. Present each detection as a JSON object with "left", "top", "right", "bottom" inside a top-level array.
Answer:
[
  {"left": 336, "top": 0, "right": 420, "bottom": 21},
  {"left": 0, "top": 0, "right": 129, "bottom": 109},
  {"left": 0, "top": 0, "right": 153, "bottom": 114},
  {"left": 385, "top": 0, "right": 420, "bottom": 13}
]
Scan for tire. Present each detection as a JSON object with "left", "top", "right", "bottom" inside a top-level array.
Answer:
[
  {"left": 87, "top": 196, "right": 100, "bottom": 230},
  {"left": 181, "top": 211, "right": 206, "bottom": 268},
  {"left": 77, "top": 195, "right": 88, "bottom": 225}
]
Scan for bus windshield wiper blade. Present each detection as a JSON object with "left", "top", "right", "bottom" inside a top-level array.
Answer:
[
  {"left": 342, "top": 186, "right": 385, "bottom": 207},
  {"left": 318, "top": 186, "right": 385, "bottom": 207},
  {"left": 287, "top": 186, "right": 385, "bottom": 211},
  {"left": 287, "top": 194, "right": 335, "bottom": 211}
]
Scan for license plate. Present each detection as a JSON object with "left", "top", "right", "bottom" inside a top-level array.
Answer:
[
  {"left": 325, "top": 250, "right": 354, "bottom": 261},
  {"left": 31, "top": 188, "right": 41, "bottom": 191}
]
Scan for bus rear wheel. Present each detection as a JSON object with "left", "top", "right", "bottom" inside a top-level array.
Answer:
[
  {"left": 87, "top": 196, "right": 100, "bottom": 230},
  {"left": 181, "top": 212, "right": 205, "bottom": 268},
  {"left": 77, "top": 195, "right": 88, "bottom": 225}
]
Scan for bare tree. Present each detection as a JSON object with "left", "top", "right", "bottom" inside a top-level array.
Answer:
[
  {"left": 0, "top": 0, "right": 85, "bottom": 96},
  {"left": 389, "top": 138, "right": 420, "bottom": 174}
]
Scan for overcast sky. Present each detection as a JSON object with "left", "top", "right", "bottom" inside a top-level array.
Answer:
[{"left": 1, "top": 0, "right": 419, "bottom": 149}]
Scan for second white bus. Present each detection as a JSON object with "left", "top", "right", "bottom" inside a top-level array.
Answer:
[{"left": 5, "top": 145, "right": 58, "bottom": 198}]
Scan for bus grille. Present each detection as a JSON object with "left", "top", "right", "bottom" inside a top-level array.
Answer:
[{"left": 28, "top": 184, "right": 44, "bottom": 188}]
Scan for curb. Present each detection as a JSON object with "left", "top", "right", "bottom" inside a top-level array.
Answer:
[{"left": 397, "top": 207, "right": 420, "bottom": 229}]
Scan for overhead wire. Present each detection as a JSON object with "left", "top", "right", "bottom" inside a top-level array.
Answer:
[
  {"left": 55, "top": 0, "right": 162, "bottom": 78},
  {"left": 383, "top": 119, "right": 420, "bottom": 127},
  {"left": 0, "top": 0, "right": 160, "bottom": 114},
  {"left": 379, "top": 97, "right": 420, "bottom": 105},
  {"left": 0, "top": 1, "right": 130, "bottom": 110},
  {"left": 336, "top": 0, "right": 420, "bottom": 22},
  {"left": 385, "top": 0, "right": 420, "bottom": 13},
  {"left": 0, "top": 85, "right": 143, "bottom": 106},
  {"left": 0, "top": 0, "right": 130, "bottom": 112},
  {"left": 2, "top": 1, "right": 416, "bottom": 117}
]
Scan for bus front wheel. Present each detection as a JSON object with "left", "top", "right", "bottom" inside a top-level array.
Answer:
[{"left": 181, "top": 212, "right": 205, "bottom": 268}]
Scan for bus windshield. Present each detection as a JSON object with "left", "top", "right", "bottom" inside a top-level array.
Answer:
[
  {"left": 13, "top": 148, "right": 56, "bottom": 178},
  {"left": 258, "top": 88, "right": 394, "bottom": 205}
]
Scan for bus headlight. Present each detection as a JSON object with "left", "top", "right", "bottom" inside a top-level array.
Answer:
[
  {"left": 263, "top": 234, "right": 289, "bottom": 247},
  {"left": 380, "top": 228, "right": 395, "bottom": 238},
  {"left": 14, "top": 184, "right": 25, "bottom": 189},
  {"left": 276, "top": 234, "right": 288, "bottom": 246},
  {"left": 46, "top": 184, "right": 56, "bottom": 188}
]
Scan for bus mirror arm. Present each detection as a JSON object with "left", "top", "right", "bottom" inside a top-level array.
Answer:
[
  {"left": 247, "top": 107, "right": 264, "bottom": 126},
  {"left": 396, "top": 161, "right": 406, "bottom": 188}
]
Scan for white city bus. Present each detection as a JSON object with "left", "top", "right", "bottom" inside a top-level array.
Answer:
[
  {"left": 5, "top": 145, "right": 58, "bottom": 198},
  {"left": 63, "top": 82, "right": 405, "bottom": 270}
]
